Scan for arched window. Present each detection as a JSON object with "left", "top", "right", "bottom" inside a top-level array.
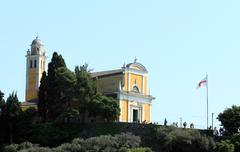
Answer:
[{"left": 132, "top": 86, "right": 140, "bottom": 93}]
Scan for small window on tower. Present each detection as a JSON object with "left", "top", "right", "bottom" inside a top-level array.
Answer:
[
  {"left": 30, "top": 60, "right": 33, "bottom": 68},
  {"left": 34, "top": 60, "right": 37, "bottom": 68}
]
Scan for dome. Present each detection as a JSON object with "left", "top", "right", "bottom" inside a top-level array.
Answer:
[
  {"left": 30, "top": 36, "right": 45, "bottom": 55},
  {"left": 31, "top": 36, "right": 43, "bottom": 46}
]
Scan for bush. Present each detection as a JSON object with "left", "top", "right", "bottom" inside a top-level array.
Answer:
[
  {"left": 128, "top": 147, "right": 153, "bottom": 152},
  {"left": 81, "top": 132, "right": 141, "bottom": 152},
  {"left": 3, "top": 141, "right": 51, "bottom": 152},
  {"left": 231, "top": 133, "right": 240, "bottom": 152},
  {"left": 154, "top": 127, "right": 216, "bottom": 152},
  {"left": 214, "top": 140, "right": 234, "bottom": 152},
  {"left": 4, "top": 133, "right": 141, "bottom": 152}
]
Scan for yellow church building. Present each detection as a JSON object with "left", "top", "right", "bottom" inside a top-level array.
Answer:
[
  {"left": 92, "top": 60, "right": 155, "bottom": 123},
  {"left": 24, "top": 37, "right": 155, "bottom": 123}
]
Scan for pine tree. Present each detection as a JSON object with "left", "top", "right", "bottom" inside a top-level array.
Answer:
[{"left": 74, "top": 64, "right": 95, "bottom": 123}]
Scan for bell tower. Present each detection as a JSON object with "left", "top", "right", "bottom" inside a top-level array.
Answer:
[{"left": 25, "top": 36, "right": 47, "bottom": 102}]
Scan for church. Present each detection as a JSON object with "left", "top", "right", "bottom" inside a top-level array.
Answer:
[{"left": 23, "top": 37, "right": 155, "bottom": 123}]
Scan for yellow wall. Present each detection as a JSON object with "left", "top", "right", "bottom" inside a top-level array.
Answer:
[
  {"left": 26, "top": 69, "right": 37, "bottom": 101},
  {"left": 130, "top": 73, "right": 143, "bottom": 93},
  {"left": 143, "top": 104, "right": 151, "bottom": 123},
  {"left": 120, "top": 100, "right": 128, "bottom": 122},
  {"left": 144, "top": 76, "right": 148, "bottom": 95},
  {"left": 123, "top": 72, "right": 128, "bottom": 91},
  {"left": 96, "top": 74, "right": 122, "bottom": 93}
]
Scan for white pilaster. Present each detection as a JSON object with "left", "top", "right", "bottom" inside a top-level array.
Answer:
[
  {"left": 142, "top": 105, "right": 145, "bottom": 122},
  {"left": 128, "top": 72, "right": 130, "bottom": 91},
  {"left": 119, "top": 100, "right": 122, "bottom": 122},
  {"left": 128, "top": 101, "right": 131, "bottom": 122},
  {"left": 142, "top": 75, "right": 144, "bottom": 94}
]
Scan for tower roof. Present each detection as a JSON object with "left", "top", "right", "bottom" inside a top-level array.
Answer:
[
  {"left": 30, "top": 36, "right": 45, "bottom": 55},
  {"left": 31, "top": 36, "right": 43, "bottom": 46}
]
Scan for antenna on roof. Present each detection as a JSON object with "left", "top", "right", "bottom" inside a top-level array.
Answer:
[
  {"left": 36, "top": 32, "right": 39, "bottom": 39},
  {"left": 134, "top": 56, "right": 138, "bottom": 63}
]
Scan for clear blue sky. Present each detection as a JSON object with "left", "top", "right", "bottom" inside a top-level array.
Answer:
[{"left": 0, "top": 0, "right": 240, "bottom": 129}]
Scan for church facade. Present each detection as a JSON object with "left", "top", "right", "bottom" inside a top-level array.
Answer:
[{"left": 24, "top": 37, "right": 155, "bottom": 123}]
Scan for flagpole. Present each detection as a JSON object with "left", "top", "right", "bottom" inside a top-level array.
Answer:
[{"left": 206, "top": 74, "right": 209, "bottom": 129}]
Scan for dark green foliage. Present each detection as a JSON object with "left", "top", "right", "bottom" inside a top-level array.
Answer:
[
  {"left": 230, "top": 133, "right": 240, "bottom": 152},
  {"left": 218, "top": 105, "right": 240, "bottom": 135},
  {"left": 3, "top": 92, "right": 22, "bottom": 144},
  {"left": 0, "top": 90, "right": 6, "bottom": 145},
  {"left": 89, "top": 94, "right": 120, "bottom": 121},
  {"left": 214, "top": 140, "right": 234, "bottom": 152},
  {"left": 54, "top": 67, "right": 76, "bottom": 112},
  {"left": 38, "top": 52, "right": 76, "bottom": 121},
  {"left": 55, "top": 108, "right": 80, "bottom": 123},
  {"left": 74, "top": 64, "right": 95, "bottom": 123},
  {"left": 0, "top": 90, "right": 5, "bottom": 117},
  {"left": 0, "top": 90, "right": 4, "bottom": 103},
  {"left": 46, "top": 52, "right": 67, "bottom": 120},
  {"left": 38, "top": 71, "right": 47, "bottom": 121},
  {"left": 153, "top": 126, "right": 215, "bottom": 152}
]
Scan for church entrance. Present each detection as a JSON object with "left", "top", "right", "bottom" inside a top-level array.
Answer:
[{"left": 133, "top": 109, "right": 139, "bottom": 122}]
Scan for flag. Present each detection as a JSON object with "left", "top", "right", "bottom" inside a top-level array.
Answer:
[{"left": 197, "top": 76, "right": 207, "bottom": 89}]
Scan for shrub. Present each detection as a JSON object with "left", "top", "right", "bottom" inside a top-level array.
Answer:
[
  {"left": 3, "top": 141, "right": 49, "bottom": 152},
  {"left": 154, "top": 126, "right": 216, "bottom": 152},
  {"left": 214, "top": 140, "right": 234, "bottom": 152},
  {"left": 231, "top": 133, "right": 240, "bottom": 152},
  {"left": 128, "top": 147, "right": 153, "bottom": 152},
  {"left": 81, "top": 132, "right": 141, "bottom": 152},
  {"left": 4, "top": 133, "right": 141, "bottom": 152}
]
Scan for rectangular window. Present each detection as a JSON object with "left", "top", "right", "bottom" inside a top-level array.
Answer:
[
  {"left": 34, "top": 60, "right": 37, "bottom": 68},
  {"left": 30, "top": 60, "right": 32, "bottom": 68}
]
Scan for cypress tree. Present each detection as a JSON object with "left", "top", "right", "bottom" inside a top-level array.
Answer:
[
  {"left": 38, "top": 71, "right": 48, "bottom": 121},
  {"left": 5, "top": 92, "right": 22, "bottom": 143},
  {"left": 46, "top": 52, "right": 68, "bottom": 119}
]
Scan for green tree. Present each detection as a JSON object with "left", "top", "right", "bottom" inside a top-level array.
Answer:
[
  {"left": 55, "top": 67, "right": 76, "bottom": 112},
  {"left": 89, "top": 94, "right": 120, "bottom": 121},
  {"left": 100, "top": 96, "right": 120, "bottom": 121},
  {"left": 48, "top": 67, "right": 76, "bottom": 120},
  {"left": 38, "top": 71, "right": 47, "bottom": 121},
  {"left": 218, "top": 105, "right": 240, "bottom": 135},
  {"left": 0, "top": 90, "right": 5, "bottom": 116},
  {"left": 74, "top": 64, "right": 95, "bottom": 123},
  {"left": 46, "top": 52, "right": 67, "bottom": 120},
  {"left": 4, "top": 92, "right": 22, "bottom": 143},
  {"left": 0, "top": 90, "right": 6, "bottom": 144}
]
